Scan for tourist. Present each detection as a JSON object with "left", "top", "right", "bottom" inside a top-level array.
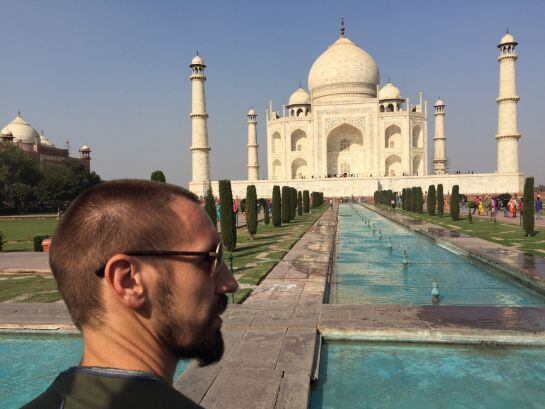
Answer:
[
  {"left": 478, "top": 197, "right": 484, "bottom": 216},
  {"left": 491, "top": 196, "right": 497, "bottom": 222},
  {"left": 472, "top": 197, "right": 478, "bottom": 215},
  {"left": 23, "top": 180, "right": 238, "bottom": 408},
  {"left": 536, "top": 195, "right": 543, "bottom": 221},
  {"left": 508, "top": 198, "right": 516, "bottom": 218}
]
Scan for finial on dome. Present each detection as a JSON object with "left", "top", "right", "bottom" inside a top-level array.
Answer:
[
  {"left": 17, "top": 109, "right": 21, "bottom": 117},
  {"left": 340, "top": 17, "right": 345, "bottom": 37},
  {"left": 299, "top": 81, "right": 302, "bottom": 88},
  {"left": 506, "top": 28, "right": 509, "bottom": 34},
  {"left": 388, "top": 77, "right": 391, "bottom": 84},
  {"left": 196, "top": 49, "right": 199, "bottom": 55}
]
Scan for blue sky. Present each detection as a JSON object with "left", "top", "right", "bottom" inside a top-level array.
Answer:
[{"left": 1, "top": 0, "right": 544, "bottom": 186}]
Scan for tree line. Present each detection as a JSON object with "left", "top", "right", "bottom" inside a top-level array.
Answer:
[
  {"left": 375, "top": 176, "right": 536, "bottom": 236},
  {"left": 0, "top": 143, "right": 101, "bottom": 214},
  {"left": 203, "top": 180, "right": 324, "bottom": 252}
]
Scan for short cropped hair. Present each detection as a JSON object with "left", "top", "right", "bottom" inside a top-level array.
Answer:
[{"left": 49, "top": 179, "right": 198, "bottom": 328}]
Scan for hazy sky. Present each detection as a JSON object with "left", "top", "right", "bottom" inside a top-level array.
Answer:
[{"left": 2, "top": 0, "right": 544, "bottom": 186}]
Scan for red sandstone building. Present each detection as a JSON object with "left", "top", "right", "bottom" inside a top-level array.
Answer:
[{"left": 1, "top": 112, "right": 91, "bottom": 171}]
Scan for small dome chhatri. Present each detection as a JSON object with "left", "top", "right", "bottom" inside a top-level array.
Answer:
[
  {"left": 191, "top": 51, "right": 205, "bottom": 66},
  {"left": 434, "top": 99, "right": 445, "bottom": 107},
  {"left": 288, "top": 87, "right": 311, "bottom": 106},
  {"left": 378, "top": 82, "right": 402, "bottom": 100},
  {"left": 247, "top": 108, "right": 257, "bottom": 116},
  {"left": 499, "top": 31, "right": 517, "bottom": 46}
]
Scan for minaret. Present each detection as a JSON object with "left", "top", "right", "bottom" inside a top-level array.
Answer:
[
  {"left": 247, "top": 108, "right": 259, "bottom": 180},
  {"left": 189, "top": 52, "right": 211, "bottom": 190},
  {"left": 496, "top": 31, "right": 521, "bottom": 173},
  {"left": 433, "top": 99, "right": 447, "bottom": 175},
  {"left": 79, "top": 144, "right": 91, "bottom": 172}
]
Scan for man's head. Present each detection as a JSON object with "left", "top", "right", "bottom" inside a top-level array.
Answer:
[{"left": 50, "top": 179, "right": 238, "bottom": 366}]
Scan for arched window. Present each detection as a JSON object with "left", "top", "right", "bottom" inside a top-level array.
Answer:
[
  {"left": 273, "top": 160, "right": 282, "bottom": 180},
  {"left": 412, "top": 125, "right": 423, "bottom": 148},
  {"left": 291, "top": 129, "right": 307, "bottom": 152},
  {"left": 291, "top": 158, "right": 307, "bottom": 179},
  {"left": 339, "top": 139, "right": 350, "bottom": 151},
  {"left": 385, "top": 124, "right": 401, "bottom": 149},
  {"left": 386, "top": 104, "right": 394, "bottom": 112},
  {"left": 272, "top": 132, "right": 282, "bottom": 154},
  {"left": 296, "top": 108, "right": 304, "bottom": 117},
  {"left": 379, "top": 105, "right": 385, "bottom": 112},
  {"left": 340, "top": 162, "right": 350, "bottom": 176}
]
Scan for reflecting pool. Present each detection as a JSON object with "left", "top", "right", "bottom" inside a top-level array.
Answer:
[
  {"left": 330, "top": 204, "right": 545, "bottom": 306},
  {"left": 310, "top": 341, "right": 545, "bottom": 409},
  {"left": 0, "top": 333, "right": 188, "bottom": 408}
]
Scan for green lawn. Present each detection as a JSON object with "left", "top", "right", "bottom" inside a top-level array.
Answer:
[
  {"left": 228, "top": 206, "right": 328, "bottom": 303},
  {"left": 390, "top": 208, "right": 545, "bottom": 257},
  {"left": 0, "top": 218, "right": 58, "bottom": 251},
  {"left": 0, "top": 207, "right": 328, "bottom": 303},
  {"left": 0, "top": 275, "right": 62, "bottom": 303}
]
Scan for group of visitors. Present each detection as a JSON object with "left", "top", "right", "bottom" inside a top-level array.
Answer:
[{"left": 469, "top": 194, "right": 543, "bottom": 223}]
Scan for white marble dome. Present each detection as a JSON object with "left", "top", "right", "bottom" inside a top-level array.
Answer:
[
  {"left": 39, "top": 132, "right": 56, "bottom": 147},
  {"left": 499, "top": 32, "right": 516, "bottom": 45},
  {"left": 247, "top": 108, "right": 256, "bottom": 115},
  {"left": 80, "top": 144, "right": 90, "bottom": 151},
  {"left": 378, "top": 82, "right": 402, "bottom": 100},
  {"left": 1, "top": 114, "right": 39, "bottom": 144},
  {"left": 308, "top": 36, "right": 380, "bottom": 91},
  {"left": 288, "top": 87, "right": 311, "bottom": 105},
  {"left": 191, "top": 54, "right": 204, "bottom": 65},
  {"left": 434, "top": 99, "right": 445, "bottom": 106}
]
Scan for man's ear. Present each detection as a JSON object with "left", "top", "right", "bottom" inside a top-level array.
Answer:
[{"left": 103, "top": 255, "right": 147, "bottom": 309}]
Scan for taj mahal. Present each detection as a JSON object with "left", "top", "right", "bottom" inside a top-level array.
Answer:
[{"left": 188, "top": 22, "right": 523, "bottom": 198}]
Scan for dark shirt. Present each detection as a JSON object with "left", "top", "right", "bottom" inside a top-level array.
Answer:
[{"left": 22, "top": 366, "right": 203, "bottom": 409}]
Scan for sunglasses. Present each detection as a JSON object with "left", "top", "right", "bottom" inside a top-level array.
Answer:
[{"left": 95, "top": 241, "right": 224, "bottom": 279}]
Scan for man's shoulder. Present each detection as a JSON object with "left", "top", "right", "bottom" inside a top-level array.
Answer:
[{"left": 22, "top": 368, "right": 203, "bottom": 409}]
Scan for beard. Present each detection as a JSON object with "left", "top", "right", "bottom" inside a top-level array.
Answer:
[{"left": 156, "top": 279, "right": 228, "bottom": 367}]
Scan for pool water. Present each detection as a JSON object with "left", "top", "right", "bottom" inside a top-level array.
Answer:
[
  {"left": 330, "top": 204, "right": 545, "bottom": 306},
  {"left": 310, "top": 341, "right": 545, "bottom": 409},
  {"left": 0, "top": 334, "right": 188, "bottom": 409}
]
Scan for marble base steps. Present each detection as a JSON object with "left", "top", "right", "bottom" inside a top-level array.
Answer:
[
  {"left": 175, "top": 206, "right": 339, "bottom": 409},
  {"left": 368, "top": 205, "right": 545, "bottom": 294}
]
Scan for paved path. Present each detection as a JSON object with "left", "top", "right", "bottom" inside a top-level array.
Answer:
[
  {"left": 470, "top": 209, "right": 545, "bottom": 227},
  {"left": 0, "top": 252, "right": 50, "bottom": 274}
]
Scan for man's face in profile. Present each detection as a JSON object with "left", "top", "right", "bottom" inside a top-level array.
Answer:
[{"left": 150, "top": 199, "right": 233, "bottom": 366}]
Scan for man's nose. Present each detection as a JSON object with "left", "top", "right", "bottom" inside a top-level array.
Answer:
[{"left": 216, "top": 263, "right": 239, "bottom": 294}]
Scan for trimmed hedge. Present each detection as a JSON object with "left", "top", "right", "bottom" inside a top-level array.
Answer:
[
  {"left": 437, "top": 184, "right": 444, "bottom": 217},
  {"left": 204, "top": 187, "right": 217, "bottom": 227},
  {"left": 297, "top": 191, "right": 303, "bottom": 216},
  {"left": 289, "top": 188, "right": 296, "bottom": 220},
  {"left": 303, "top": 190, "right": 310, "bottom": 213},
  {"left": 272, "top": 185, "right": 281, "bottom": 227},
  {"left": 450, "top": 185, "right": 460, "bottom": 221},
  {"left": 523, "top": 177, "right": 535, "bottom": 236},
  {"left": 246, "top": 185, "right": 258, "bottom": 239},
  {"left": 427, "top": 185, "right": 436, "bottom": 216},
  {"left": 219, "top": 180, "right": 237, "bottom": 251},
  {"left": 281, "top": 186, "right": 290, "bottom": 223}
]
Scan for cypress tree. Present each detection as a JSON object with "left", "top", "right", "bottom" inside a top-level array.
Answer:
[
  {"left": 204, "top": 187, "right": 217, "bottom": 227},
  {"left": 437, "top": 184, "right": 444, "bottom": 217},
  {"left": 523, "top": 177, "right": 535, "bottom": 236},
  {"left": 282, "top": 186, "right": 290, "bottom": 223},
  {"left": 246, "top": 185, "right": 258, "bottom": 239},
  {"left": 427, "top": 185, "right": 436, "bottom": 216},
  {"left": 450, "top": 185, "right": 460, "bottom": 221},
  {"left": 303, "top": 190, "right": 310, "bottom": 213},
  {"left": 411, "top": 187, "right": 418, "bottom": 212},
  {"left": 219, "top": 180, "right": 237, "bottom": 251},
  {"left": 150, "top": 170, "right": 166, "bottom": 182},
  {"left": 289, "top": 188, "right": 296, "bottom": 220},
  {"left": 272, "top": 185, "right": 281, "bottom": 227},
  {"left": 297, "top": 191, "right": 303, "bottom": 216},
  {"left": 416, "top": 187, "right": 423, "bottom": 213}
]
